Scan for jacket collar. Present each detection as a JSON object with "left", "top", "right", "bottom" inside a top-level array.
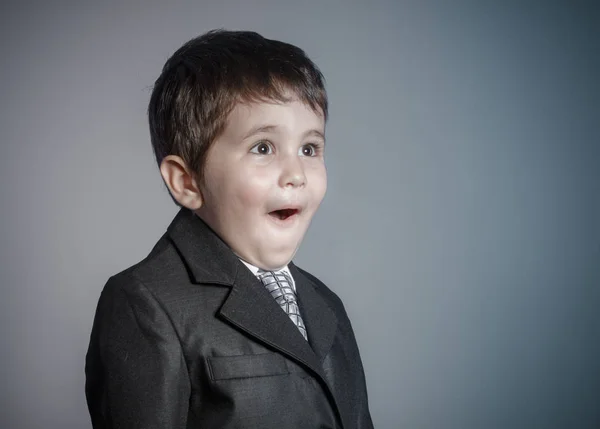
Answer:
[{"left": 167, "top": 207, "right": 239, "bottom": 286}]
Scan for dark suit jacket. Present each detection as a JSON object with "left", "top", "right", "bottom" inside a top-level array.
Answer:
[{"left": 85, "top": 208, "right": 373, "bottom": 429}]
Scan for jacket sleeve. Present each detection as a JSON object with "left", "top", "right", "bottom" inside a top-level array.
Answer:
[
  {"left": 85, "top": 274, "right": 190, "bottom": 429},
  {"left": 330, "top": 297, "right": 374, "bottom": 429}
]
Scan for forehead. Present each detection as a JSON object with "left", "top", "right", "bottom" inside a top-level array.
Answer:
[{"left": 222, "top": 98, "right": 325, "bottom": 139}]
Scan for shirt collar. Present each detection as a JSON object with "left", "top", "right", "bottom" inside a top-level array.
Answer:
[{"left": 238, "top": 258, "right": 290, "bottom": 277}]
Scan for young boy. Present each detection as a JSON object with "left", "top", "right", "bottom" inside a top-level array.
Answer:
[{"left": 85, "top": 30, "right": 373, "bottom": 429}]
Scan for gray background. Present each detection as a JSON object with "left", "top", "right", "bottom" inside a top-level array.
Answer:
[{"left": 1, "top": 1, "right": 598, "bottom": 428}]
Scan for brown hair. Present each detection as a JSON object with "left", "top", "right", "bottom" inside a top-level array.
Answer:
[{"left": 148, "top": 29, "right": 328, "bottom": 206}]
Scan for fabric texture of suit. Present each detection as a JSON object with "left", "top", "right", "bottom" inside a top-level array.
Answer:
[{"left": 85, "top": 207, "right": 373, "bottom": 429}]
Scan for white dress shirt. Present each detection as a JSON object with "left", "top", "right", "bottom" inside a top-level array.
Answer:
[{"left": 238, "top": 259, "right": 297, "bottom": 293}]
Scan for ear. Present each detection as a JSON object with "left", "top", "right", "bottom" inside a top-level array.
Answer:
[{"left": 159, "top": 155, "right": 203, "bottom": 210}]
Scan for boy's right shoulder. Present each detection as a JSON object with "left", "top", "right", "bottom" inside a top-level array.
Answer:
[
  {"left": 99, "top": 230, "right": 185, "bottom": 299},
  {"left": 97, "top": 207, "right": 236, "bottom": 304}
]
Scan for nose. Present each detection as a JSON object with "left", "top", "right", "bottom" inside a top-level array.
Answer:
[{"left": 279, "top": 154, "right": 306, "bottom": 188}]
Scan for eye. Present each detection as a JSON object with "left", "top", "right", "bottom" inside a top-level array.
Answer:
[
  {"left": 250, "top": 141, "right": 273, "bottom": 155},
  {"left": 299, "top": 143, "right": 320, "bottom": 157}
]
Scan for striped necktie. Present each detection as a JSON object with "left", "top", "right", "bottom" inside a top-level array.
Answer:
[{"left": 257, "top": 270, "right": 308, "bottom": 341}]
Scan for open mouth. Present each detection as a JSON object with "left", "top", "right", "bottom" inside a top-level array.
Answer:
[{"left": 269, "top": 208, "right": 300, "bottom": 221}]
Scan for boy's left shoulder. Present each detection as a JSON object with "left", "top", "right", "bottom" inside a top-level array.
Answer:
[{"left": 292, "top": 264, "right": 349, "bottom": 317}]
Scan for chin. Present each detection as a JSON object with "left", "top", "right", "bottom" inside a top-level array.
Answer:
[
  {"left": 262, "top": 256, "right": 293, "bottom": 271},
  {"left": 258, "top": 248, "right": 297, "bottom": 271}
]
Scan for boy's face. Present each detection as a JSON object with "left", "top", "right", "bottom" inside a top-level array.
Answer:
[{"left": 195, "top": 98, "right": 327, "bottom": 270}]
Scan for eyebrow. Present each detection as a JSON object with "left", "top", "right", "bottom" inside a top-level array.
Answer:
[
  {"left": 242, "top": 124, "right": 326, "bottom": 142},
  {"left": 303, "top": 129, "right": 326, "bottom": 142}
]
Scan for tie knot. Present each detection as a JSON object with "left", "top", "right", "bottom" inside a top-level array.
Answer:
[
  {"left": 258, "top": 270, "right": 292, "bottom": 286},
  {"left": 257, "top": 269, "right": 308, "bottom": 341},
  {"left": 257, "top": 270, "right": 295, "bottom": 301}
]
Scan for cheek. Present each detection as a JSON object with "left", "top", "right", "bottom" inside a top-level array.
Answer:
[
  {"left": 204, "top": 160, "right": 268, "bottom": 208},
  {"left": 309, "top": 164, "right": 328, "bottom": 202},
  {"left": 229, "top": 171, "right": 271, "bottom": 212}
]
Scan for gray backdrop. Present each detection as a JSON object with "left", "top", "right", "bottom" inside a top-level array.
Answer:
[{"left": 1, "top": 1, "right": 598, "bottom": 428}]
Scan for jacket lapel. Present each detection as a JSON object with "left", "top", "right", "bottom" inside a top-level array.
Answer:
[
  {"left": 289, "top": 263, "right": 338, "bottom": 363},
  {"left": 289, "top": 263, "right": 345, "bottom": 427},
  {"left": 218, "top": 264, "right": 325, "bottom": 378},
  {"left": 166, "top": 208, "right": 327, "bottom": 379}
]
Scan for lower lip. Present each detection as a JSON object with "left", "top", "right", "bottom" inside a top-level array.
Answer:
[{"left": 267, "top": 212, "right": 300, "bottom": 227}]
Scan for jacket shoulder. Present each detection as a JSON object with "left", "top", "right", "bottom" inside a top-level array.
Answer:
[{"left": 103, "top": 232, "right": 186, "bottom": 298}]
